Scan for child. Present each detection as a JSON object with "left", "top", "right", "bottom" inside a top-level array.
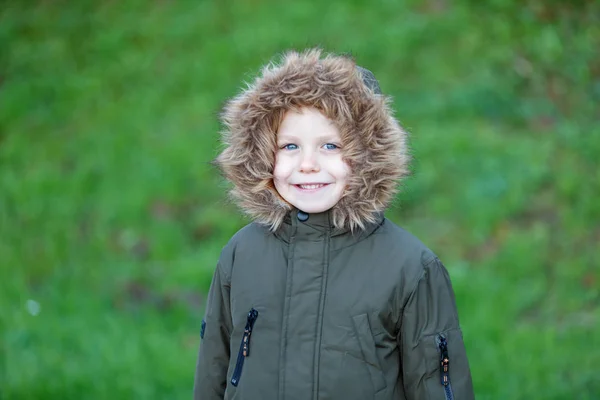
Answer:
[{"left": 194, "top": 49, "right": 474, "bottom": 400}]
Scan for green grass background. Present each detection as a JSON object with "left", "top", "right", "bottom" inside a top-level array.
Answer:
[{"left": 1, "top": 1, "right": 599, "bottom": 399}]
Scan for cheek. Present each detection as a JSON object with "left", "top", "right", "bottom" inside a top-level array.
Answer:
[
  {"left": 330, "top": 158, "right": 350, "bottom": 181},
  {"left": 273, "top": 156, "right": 293, "bottom": 181}
]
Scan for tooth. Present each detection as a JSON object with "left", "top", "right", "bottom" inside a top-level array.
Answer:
[{"left": 299, "top": 184, "right": 324, "bottom": 189}]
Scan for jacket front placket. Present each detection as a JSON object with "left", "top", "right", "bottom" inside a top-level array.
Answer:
[{"left": 278, "top": 210, "right": 331, "bottom": 400}]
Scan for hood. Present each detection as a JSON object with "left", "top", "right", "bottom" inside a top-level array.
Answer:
[{"left": 215, "top": 48, "right": 410, "bottom": 231}]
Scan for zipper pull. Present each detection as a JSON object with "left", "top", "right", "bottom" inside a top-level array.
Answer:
[
  {"left": 242, "top": 308, "right": 259, "bottom": 357},
  {"left": 438, "top": 335, "right": 450, "bottom": 386}
]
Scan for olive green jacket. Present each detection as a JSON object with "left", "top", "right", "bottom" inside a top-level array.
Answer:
[
  {"left": 193, "top": 210, "right": 474, "bottom": 400},
  {"left": 195, "top": 49, "right": 474, "bottom": 399}
]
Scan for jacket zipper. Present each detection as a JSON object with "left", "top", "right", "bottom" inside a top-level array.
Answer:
[
  {"left": 437, "top": 334, "right": 455, "bottom": 400},
  {"left": 230, "top": 308, "right": 259, "bottom": 387}
]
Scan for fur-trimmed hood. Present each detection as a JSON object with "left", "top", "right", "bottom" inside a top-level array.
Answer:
[{"left": 215, "top": 49, "right": 410, "bottom": 231}]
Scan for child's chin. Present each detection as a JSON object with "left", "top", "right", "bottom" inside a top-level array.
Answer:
[{"left": 293, "top": 202, "right": 335, "bottom": 214}]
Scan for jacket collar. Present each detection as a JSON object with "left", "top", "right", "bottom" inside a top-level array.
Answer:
[{"left": 274, "top": 208, "right": 385, "bottom": 245}]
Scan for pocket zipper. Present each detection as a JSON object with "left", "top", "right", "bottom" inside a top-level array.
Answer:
[
  {"left": 230, "top": 308, "right": 259, "bottom": 387},
  {"left": 436, "top": 334, "right": 455, "bottom": 400}
]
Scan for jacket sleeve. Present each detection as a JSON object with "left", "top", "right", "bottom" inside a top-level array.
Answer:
[
  {"left": 193, "top": 261, "right": 232, "bottom": 400},
  {"left": 399, "top": 257, "right": 475, "bottom": 399}
]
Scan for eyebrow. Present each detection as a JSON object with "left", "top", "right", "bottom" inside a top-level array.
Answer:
[{"left": 276, "top": 134, "right": 341, "bottom": 143}]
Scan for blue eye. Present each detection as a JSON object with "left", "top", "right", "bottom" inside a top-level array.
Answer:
[
  {"left": 282, "top": 144, "right": 298, "bottom": 150},
  {"left": 323, "top": 143, "right": 339, "bottom": 150}
]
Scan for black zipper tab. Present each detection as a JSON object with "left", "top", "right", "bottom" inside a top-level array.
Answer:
[
  {"left": 243, "top": 308, "right": 259, "bottom": 356},
  {"left": 438, "top": 335, "right": 450, "bottom": 386},
  {"left": 437, "top": 334, "right": 454, "bottom": 400},
  {"left": 231, "top": 308, "right": 259, "bottom": 387}
]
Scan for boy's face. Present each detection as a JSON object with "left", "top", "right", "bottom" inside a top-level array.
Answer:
[{"left": 274, "top": 107, "right": 350, "bottom": 214}]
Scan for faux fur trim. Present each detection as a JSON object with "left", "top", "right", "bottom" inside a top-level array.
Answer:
[{"left": 215, "top": 49, "right": 410, "bottom": 231}]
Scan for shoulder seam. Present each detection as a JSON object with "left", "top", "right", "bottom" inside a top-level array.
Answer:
[
  {"left": 217, "top": 244, "right": 234, "bottom": 284},
  {"left": 401, "top": 255, "right": 439, "bottom": 312},
  {"left": 422, "top": 255, "right": 438, "bottom": 268}
]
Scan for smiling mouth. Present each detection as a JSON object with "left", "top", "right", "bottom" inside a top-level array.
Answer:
[{"left": 294, "top": 183, "right": 330, "bottom": 190}]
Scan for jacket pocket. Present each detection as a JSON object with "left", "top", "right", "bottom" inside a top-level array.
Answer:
[
  {"left": 230, "top": 308, "right": 259, "bottom": 387},
  {"left": 351, "top": 313, "right": 386, "bottom": 394}
]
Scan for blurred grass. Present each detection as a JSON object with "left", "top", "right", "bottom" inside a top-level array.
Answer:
[{"left": 1, "top": 0, "right": 599, "bottom": 399}]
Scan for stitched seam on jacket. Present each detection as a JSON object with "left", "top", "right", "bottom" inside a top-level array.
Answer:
[
  {"left": 216, "top": 262, "right": 232, "bottom": 338},
  {"left": 312, "top": 231, "right": 330, "bottom": 399},
  {"left": 394, "top": 264, "right": 427, "bottom": 337},
  {"left": 278, "top": 217, "right": 297, "bottom": 399}
]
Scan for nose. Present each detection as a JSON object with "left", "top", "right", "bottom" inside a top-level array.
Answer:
[{"left": 299, "top": 149, "right": 320, "bottom": 173}]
